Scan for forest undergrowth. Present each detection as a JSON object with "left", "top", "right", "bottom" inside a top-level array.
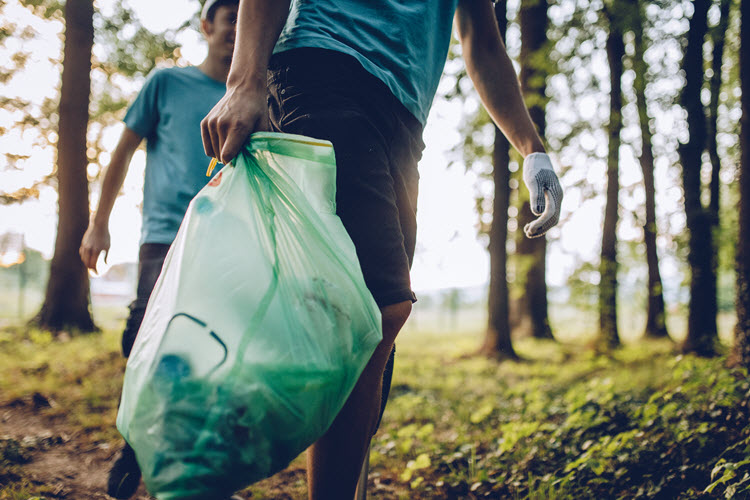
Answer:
[{"left": 1, "top": 324, "right": 749, "bottom": 499}]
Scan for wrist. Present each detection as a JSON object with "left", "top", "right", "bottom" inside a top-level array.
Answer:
[
  {"left": 91, "top": 213, "right": 109, "bottom": 230},
  {"left": 522, "top": 139, "right": 547, "bottom": 158},
  {"left": 524, "top": 152, "right": 549, "bottom": 163},
  {"left": 226, "top": 68, "right": 267, "bottom": 94}
]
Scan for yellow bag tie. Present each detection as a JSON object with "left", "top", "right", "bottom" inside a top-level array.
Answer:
[{"left": 206, "top": 157, "right": 219, "bottom": 177}]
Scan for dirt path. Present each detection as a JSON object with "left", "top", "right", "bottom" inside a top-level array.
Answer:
[
  {"left": 0, "top": 396, "right": 151, "bottom": 499},
  {"left": 0, "top": 396, "right": 404, "bottom": 499},
  {"left": 0, "top": 398, "right": 334, "bottom": 499}
]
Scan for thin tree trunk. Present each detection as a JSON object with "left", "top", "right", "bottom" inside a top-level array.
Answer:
[
  {"left": 679, "top": 0, "right": 719, "bottom": 356},
  {"left": 706, "top": 0, "right": 731, "bottom": 348},
  {"left": 707, "top": 0, "right": 731, "bottom": 223},
  {"left": 483, "top": 129, "right": 518, "bottom": 360},
  {"left": 599, "top": 8, "right": 624, "bottom": 350},
  {"left": 731, "top": 0, "right": 750, "bottom": 367},
  {"left": 34, "top": 0, "right": 96, "bottom": 332},
  {"left": 516, "top": 0, "right": 554, "bottom": 341},
  {"left": 632, "top": 0, "right": 669, "bottom": 339},
  {"left": 481, "top": 0, "right": 518, "bottom": 360}
]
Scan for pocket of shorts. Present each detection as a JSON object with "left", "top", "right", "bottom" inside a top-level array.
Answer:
[
  {"left": 267, "top": 66, "right": 286, "bottom": 86},
  {"left": 267, "top": 67, "right": 288, "bottom": 128}
]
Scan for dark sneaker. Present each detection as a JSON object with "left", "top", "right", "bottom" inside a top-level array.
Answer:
[{"left": 107, "top": 443, "right": 141, "bottom": 499}]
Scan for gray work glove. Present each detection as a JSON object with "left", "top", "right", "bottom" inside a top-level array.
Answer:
[{"left": 522, "top": 152, "right": 563, "bottom": 238}]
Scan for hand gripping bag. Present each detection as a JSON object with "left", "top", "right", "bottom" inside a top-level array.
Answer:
[{"left": 116, "top": 132, "right": 382, "bottom": 499}]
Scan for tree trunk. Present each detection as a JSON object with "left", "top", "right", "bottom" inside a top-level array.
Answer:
[
  {"left": 516, "top": 0, "right": 554, "bottom": 341},
  {"left": 481, "top": 0, "right": 518, "bottom": 360},
  {"left": 679, "top": 0, "right": 719, "bottom": 356},
  {"left": 599, "top": 9, "right": 624, "bottom": 350},
  {"left": 707, "top": 0, "right": 731, "bottom": 224},
  {"left": 731, "top": 0, "right": 750, "bottom": 367},
  {"left": 34, "top": 0, "right": 96, "bottom": 332},
  {"left": 706, "top": 0, "right": 731, "bottom": 347},
  {"left": 483, "top": 129, "right": 518, "bottom": 360},
  {"left": 632, "top": 0, "right": 669, "bottom": 339}
]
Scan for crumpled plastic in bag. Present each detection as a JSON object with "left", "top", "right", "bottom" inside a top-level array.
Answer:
[{"left": 116, "top": 132, "right": 382, "bottom": 500}]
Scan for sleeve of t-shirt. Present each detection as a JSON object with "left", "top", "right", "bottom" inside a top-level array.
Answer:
[{"left": 123, "top": 69, "right": 164, "bottom": 139}]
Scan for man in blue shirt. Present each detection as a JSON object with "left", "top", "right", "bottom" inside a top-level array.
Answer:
[
  {"left": 79, "top": 1, "right": 238, "bottom": 497},
  {"left": 202, "top": 1, "right": 564, "bottom": 499}
]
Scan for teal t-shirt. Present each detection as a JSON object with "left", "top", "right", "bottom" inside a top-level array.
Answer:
[
  {"left": 274, "top": 0, "right": 459, "bottom": 124},
  {"left": 124, "top": 66, "right": 226, "bottom": 245}
]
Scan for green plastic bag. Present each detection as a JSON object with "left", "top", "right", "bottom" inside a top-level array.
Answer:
[{"left": 116, "top": 132, "right": 382, "bottom": 500}]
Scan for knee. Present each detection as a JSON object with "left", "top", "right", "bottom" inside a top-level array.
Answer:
[{"left": 380, "top": 300, "right": 412, "bottom": 344}]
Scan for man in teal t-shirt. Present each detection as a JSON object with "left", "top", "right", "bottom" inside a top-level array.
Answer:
[
  {"left": 203, "top": 1, "right": 564, "bottom": 499},
  {"left": 79, "top": 1, "right": 239, "bottom": 498}
]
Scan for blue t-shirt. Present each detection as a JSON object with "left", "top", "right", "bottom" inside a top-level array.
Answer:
[
  {"left": 274, "top": 0, "right": 459, "bottom": 125},
  {"left": 124, "top": 66, "right": 226, "bottom": 245}
]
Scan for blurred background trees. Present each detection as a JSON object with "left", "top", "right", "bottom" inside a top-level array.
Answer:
[
  {"left": 0, "top": 0, "right": 747, "bottom": 357},
  {"left": 631, "top": 0, "right": 670, "bottom": 340},
  {"left": 1, "top": 0, "right": 186, "bottom": 332},
  {"left": 514, "top": 0, "right": 555, "bottom": 343},
  {"left": 731, "top": 0, "right": 748, "bottom": 367},
  {"left": 598, "top": 0, "right": 626, "bottom": 350},
  {"left": 678, "top": 0, "right": 719, "bottom": 356},
  {"left": 455, "top": 0, "right": 745, "bottom": 359},
  {"left": 479, "top": 0, "right": 518, "bottom": 360}
]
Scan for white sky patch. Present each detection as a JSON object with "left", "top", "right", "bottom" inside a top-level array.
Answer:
[{"left": 412, "top": 102, "right": 489, "bottom": 291}]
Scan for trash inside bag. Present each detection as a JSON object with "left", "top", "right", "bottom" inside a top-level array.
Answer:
[{"left": 116, "top": 132, "right": 382, "bottom": 500}]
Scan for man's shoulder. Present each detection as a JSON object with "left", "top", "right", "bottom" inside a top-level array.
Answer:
[
  {"left": 148, "top": 65, "right": 197, "bottom": 81},
  {"left": 162, "top": 65, "right": 199, "bottom": 75},
  {"left": 153, "top": 66, "right": 224, "bottom": 90}
]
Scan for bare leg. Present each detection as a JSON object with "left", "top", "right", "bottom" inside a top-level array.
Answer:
[{"left": 307, "top": 300, "right": 412, "bottom": 500}]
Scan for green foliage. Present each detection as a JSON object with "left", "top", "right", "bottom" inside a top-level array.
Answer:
[
  {"left": 0, "top": 437, "right": 32, "bottom": 492},
  {"left": 566, "top": 260, "right": 600, "bottom": 310},
  {"left": 93, "top": 6, "right": 185, "bottom": 80},
  {"left": 706, "top": 455, "right": 750, "bottom": 498},
  {"left": 1, "top": 321, "right": 749, "bottom": 498},
  {"left": 0, "top": 326, "right": 125, "bottom": 442},
  {"left": 84, "top": 3, "right": 188, "bottom": 178},
  {"left": 373, "top": 332, "right": 750, "bottom": 499},
  {"left": 0, "top": 247, "right": 47, "bottom": 285},
  {"left": 18, "top": 0, "right": 64, "bottom": 21},
  {"left": 717, "top": 179, "right": 740, "bottom": 311}
]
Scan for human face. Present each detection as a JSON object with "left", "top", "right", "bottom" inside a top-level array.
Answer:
[{"left": 202, "top": 4, "right": 238, "bottom": 62}]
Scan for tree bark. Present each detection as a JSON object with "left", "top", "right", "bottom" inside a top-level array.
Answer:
[
  {"left": 706, "top": 0, "right": 730, "bottom": 348},
  {"left": 731, "top": 0, "right": 750, "bottom": 367},
  {"left": 679, "top": 0, "right": 719, "bottom": 356},
  {"left": 483, "top": 129, "right": 518, "bottom": 360},
  {"left": 599, "top": 9, "right": 624, "bottom": 350},
  {"left": 34, "top": 0, "right": 96, "bottom": 332},
  {"left": 516, "top": 0, "right": 554, "bottom": 341},
  {"left": 707, "top": 0, "right": 731, "bottom": 224},
  {"left": 632, "top": 0, "right": 669, "bottom": 339},
  {"left": 481, "top": 0, "right": 518, "bottom": 360}
]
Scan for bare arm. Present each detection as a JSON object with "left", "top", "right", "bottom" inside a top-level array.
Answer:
[
  {"left": 456, "top": 0, "right": 563, "bottom": 238},
  {"left": 79, "top": 127, "right": 142, "bottom": 271},
  {"left": 201, "top": 0, "right": 292, "bottom": 164},
  {"left": 455, "top": 0, "right": 545, "bottom": 157}
]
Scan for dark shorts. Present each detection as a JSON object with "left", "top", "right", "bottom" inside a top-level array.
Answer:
[
  {"left": 268, "top": 48, "right": 425, "bottom": 308},
  {"left": 121, "top": 243, "right": 169, "bottom": 358}
]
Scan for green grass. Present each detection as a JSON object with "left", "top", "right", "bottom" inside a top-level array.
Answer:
[
  {"left": 372, "top": 326, "right": 750, "bottom": 499},
  {"left": 1, "top": 304, "right": 748, "bottom": 499},
  {"left": 0, "top": 326, "right": 126, "bottom": 443}
]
